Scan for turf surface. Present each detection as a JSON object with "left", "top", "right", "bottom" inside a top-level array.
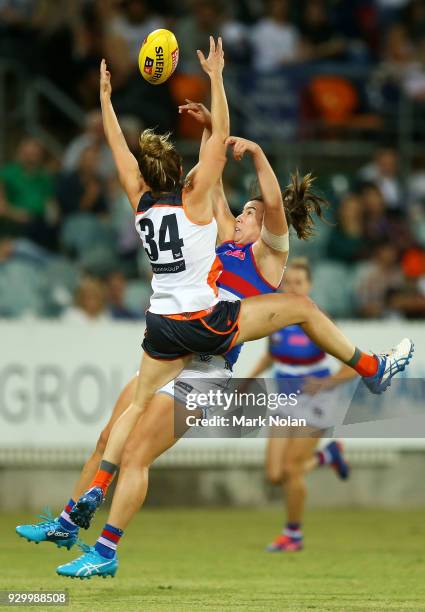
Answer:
[{"left": 2, "top": 508, "right": 425, "bottom": 611}]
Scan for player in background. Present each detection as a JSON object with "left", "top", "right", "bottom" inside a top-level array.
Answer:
[{"left": 246, "top": 258, "right": 357, "bottom": 552}]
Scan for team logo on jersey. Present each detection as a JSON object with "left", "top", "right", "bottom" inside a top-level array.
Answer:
[
  {"left": 225, "top": 249, "right": 245, "bottom": 260},
  {"left": 289, "top": 334, "right": 310, "bottom": 346},
  {"left": 144, "top": 57, "right": 154, "bottom": 75}
]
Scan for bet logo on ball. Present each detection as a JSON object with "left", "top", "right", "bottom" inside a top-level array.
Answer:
[{"left": 138, "top": 29, "right": 179, "bottom": 85}]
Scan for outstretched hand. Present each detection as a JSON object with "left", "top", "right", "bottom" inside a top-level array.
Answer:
[
  {"left": 178, "top": 99, "right": 212, "bottom": 128},
  {"left": 226, "top": 136, "right": 258, "bottom": 161},
  {"left": 100, "top": 58, "right": 112, "bottom": 98},
  {"left": 197, "top": 36, "right": 224, "bottom": 76}
]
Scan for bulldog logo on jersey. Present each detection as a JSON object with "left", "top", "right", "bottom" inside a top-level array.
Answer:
[{"left": 225, "top": 249, "right": 246, "bottom": 261}]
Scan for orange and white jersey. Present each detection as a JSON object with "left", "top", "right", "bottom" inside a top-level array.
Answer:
[{"left": 135, "top": 188, "right": 222, "bottom": 315}]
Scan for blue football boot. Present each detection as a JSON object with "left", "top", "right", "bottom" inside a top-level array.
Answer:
[
  {"left": 69, "top": 487, "right": 104, "bottom": 530},
  {"left": 16, "top": 510, "right": 78, "bottom": 550},
  {"left": 326, "top": 441, "right": 350, "bottom": 480},
  {"left": 362, "top": 338, "right": 414, "bottom": 394},
  {"left": 56, "top": 543, "right": 118, "bottom": 579}
]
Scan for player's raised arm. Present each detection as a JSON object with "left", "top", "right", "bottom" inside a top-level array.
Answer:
[
  {"left": 227, "top": 137, "right": 288, "bottom": 261},
  {"left": 212, "top": 179, "right": 236, "bottom": 243},
  {"left": 179, "top": 99, "right": 236, "bottom": 241},
  {"left": 99, "top": 59, "right": 144, "bottom": 210},
  {"left": 178, "top": 99, "right": 212, "bottom": 160},
  {"left": 184, "top": 37, "right": 229, "bottom": 223}
]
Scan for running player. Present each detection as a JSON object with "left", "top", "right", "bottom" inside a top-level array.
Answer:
[{"left": 246, "top": 258, "right": 355, "bottom": 552}]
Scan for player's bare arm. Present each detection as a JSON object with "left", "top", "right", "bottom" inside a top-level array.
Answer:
[
  {"left": 179, "top": 99, "right": 235, "bottom": 241},
  {"left": 184, "top": 37, "right": 229, "bottom": 223},
  {"left": 228, "top": 136, "right": 288, "bottom": 286},
  {"left": 100, "top": 59, "right": 144, "bottom": 210}
]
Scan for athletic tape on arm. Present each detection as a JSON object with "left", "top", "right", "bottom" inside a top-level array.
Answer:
[{"left": 260, "top": 226, "right": 289, "bottom": 252}]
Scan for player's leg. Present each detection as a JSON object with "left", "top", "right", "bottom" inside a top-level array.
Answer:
[
  {"left": 265, "top": 428, "right": 290, "bottom": 485},
  {"left": 312, "top": 440, "right": 350, "bottom": 480},
  {"left": 72, "top": 376, "right": 138, "bottom": 500},
  {"left": 15, "top": 376, "right": 138, "bottom": 549},
  {"left": 267, "top": 428, "right": 321, "bottom": 552},
  {"left": 237, "top": 293, "right": 413, "bottom": 393},
  {"left": 56, "top": 394, "right": 194, "bottom": 578},
  {"left": 69, "top": 352, "right": 189, "bottom": 528}
]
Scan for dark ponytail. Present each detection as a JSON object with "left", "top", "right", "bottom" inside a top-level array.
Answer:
[
  {"left": 250, "top": 171, "right": 328, "bottom": 240},
  {"left": 283, "top": 171, "right": 328, "bottom": 240}
]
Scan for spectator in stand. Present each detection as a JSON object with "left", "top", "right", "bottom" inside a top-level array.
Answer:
[
  {"left": 299, "top": 0, "right": 346, "bottom": 62},
  {"left": 388, "top": 247, "right": 425, "bottom": 319},
  {"left": 56, "top": 145, "right": 109, "bottom": 218},
  {"left": 251, "top": 0, "right": 301, "bottom": 71},
  {"left": 108, "top": 0, "right": 164, "bottom": 62},
  {"left": 358, "top": 147, "right": 402, "bottom": 210},
  {"left": 175, "top": 0, "right": 222, "bottom": 74},
  {"left": 355, "top": 242, "right": 403, "bottom": 318},
  {"left": 62, "top": 111, "right": 115, "bottom": 180},
  {"left": 0, "top": 0, "right": 39, "bottom": 67},
  {"left": 106, "top": 270, "right": 142, "bottom": 320},
  {"left": 374, "top": 23, "right": 414, "bottom": 103},
  {"left": 403, "top": 0, "right": 425, "bottom": 44},
  {"left": 402, "top": 39, "right": 425, "bottom": 102},
  {"left": 62, "top": 276, "right": 110, "bottom": 323},
  {"left": 359, "top": 182, "right": 412, "bottom": 253},
  {"left": 326, "top": 194, "right": 366, "bottom": 264},
  {"left": 0, "top": 137, "right": 57, "bottom": 249},
  {"left": 101, "top": 1, "right": 175, "bottom": 131}
]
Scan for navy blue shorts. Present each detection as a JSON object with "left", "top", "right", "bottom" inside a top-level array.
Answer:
[{"left": 142, "top": 300, "right": 241, "bottom": 360}]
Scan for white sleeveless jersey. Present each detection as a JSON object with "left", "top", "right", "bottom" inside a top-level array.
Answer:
[{"left": 135, "top": 189, "right": 221, "bottom": 315}]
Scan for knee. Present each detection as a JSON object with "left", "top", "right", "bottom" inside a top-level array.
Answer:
[
  {"left": 120, "top": 439, "right": 152, "bottom": 473},
  {"left": 267, "top": 464, "right": 284, "bottom": 485},
  {"left": 282, "top": 460, "right": 304, "bottom": 482}
]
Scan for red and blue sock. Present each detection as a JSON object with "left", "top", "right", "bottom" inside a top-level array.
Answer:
[
  {"left": 58, "top": 499, "right": 79, "bottom": 532},
  {"left": 283, "top": 522, "right": 302, "bottom": 540},
  {"left": 316, "top": 447, "right": 333, "bottom": 466},
  {"left": 95, "top": 523, "right": 124, "bottom": 559}
]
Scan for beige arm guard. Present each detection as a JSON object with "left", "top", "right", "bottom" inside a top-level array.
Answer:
[{"left": 260, "top": 226, "right": 289, "bottom": 252}]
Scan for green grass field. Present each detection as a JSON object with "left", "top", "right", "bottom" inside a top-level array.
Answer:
[{"left": 2, "top": 508, "right": 425, "bottom": 611}]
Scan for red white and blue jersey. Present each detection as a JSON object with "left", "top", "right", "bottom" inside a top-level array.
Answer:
[
  {"left": 269, "top": 325, "right": 337, "bottom": 392},
  {"left": 216, "top": 241, "right": 279, "bottom": 367},
  {"left": 216, "top": 241, "right": 278, "bottom": 301}
]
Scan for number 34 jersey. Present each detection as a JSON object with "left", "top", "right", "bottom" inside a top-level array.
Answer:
[{"left": 135, "top": 188, "right": 222, "bottom": 315}]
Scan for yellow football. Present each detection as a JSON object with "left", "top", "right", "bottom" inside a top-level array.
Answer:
[{"left": 138, "top": 29, "right": 179, "bottom": 86}]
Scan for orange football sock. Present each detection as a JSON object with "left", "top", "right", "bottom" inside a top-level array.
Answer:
[
  {"left": 91, "top": 460, "right": 118, "bottom": 495},
  {"left": 346, "top": 348, "right": 379, "bottom": 377}
]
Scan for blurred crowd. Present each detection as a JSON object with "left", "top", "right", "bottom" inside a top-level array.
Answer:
[
  {"left": 2, "top": 0, "right": 425, "bottom": 129},
  {"left": 0, "top": 0, "right": 424, "bottom": 320}
]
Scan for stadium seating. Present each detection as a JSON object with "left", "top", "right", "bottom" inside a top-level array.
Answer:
[
  {"left": 310, "top": 260, "right": 354, "bottom": 318},
  {"left": 60, "top": 214, "right": 115, "bottom": 259},
  {"left": 124, "top": 280, "right": 152, "bottom": 316},
  {"left": 0, "top": 260, "right": 45, "bottom": 317}
]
